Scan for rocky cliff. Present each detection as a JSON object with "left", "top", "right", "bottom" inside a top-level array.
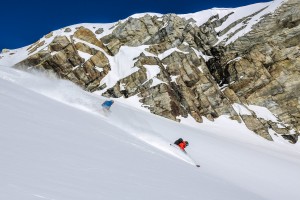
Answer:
[{"left": 1, "top": 0, "right": 299, "bottom": 143}]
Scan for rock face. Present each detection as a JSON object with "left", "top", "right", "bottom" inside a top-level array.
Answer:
[
  {"left": 207, "top": 0, "right": 300, "bottom": 142},
  {"left": 5, "top": 0, "right": 300, "bottom": 143}
]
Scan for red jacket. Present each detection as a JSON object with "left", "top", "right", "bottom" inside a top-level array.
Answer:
[{"left": 178, "top": 141, "right": 187, "bottom": 150}]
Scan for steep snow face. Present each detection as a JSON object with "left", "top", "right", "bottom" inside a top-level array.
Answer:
[{"left": 1, "top": 66, "right": 300, "bottom": 200}]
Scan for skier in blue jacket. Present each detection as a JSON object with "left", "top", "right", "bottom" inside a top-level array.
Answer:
[{"left": 102, "top": 100, "right": 114, "bottom": 111}]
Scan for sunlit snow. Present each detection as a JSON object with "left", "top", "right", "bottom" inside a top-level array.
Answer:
[{"left": 0, "top": 65, "right": 300, "bottom": 200}]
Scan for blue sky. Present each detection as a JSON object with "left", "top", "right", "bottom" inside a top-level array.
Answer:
[{"left": 0, "top": 0, "right": 270, "bottom": 50}]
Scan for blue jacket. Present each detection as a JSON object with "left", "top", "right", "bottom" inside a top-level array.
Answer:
[{"left": 102, "top": 100, "right": 114, "bottom": 107}]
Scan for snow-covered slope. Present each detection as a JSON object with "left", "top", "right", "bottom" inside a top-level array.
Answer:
[{"left": 1, "top": 66, "right": 300, "bottom": 200}]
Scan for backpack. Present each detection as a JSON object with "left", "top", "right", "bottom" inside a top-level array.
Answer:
[{"left": 174, "top": 138, "right": 183, "bottom": 145}]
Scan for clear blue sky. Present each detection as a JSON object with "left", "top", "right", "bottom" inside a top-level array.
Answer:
[{"left": 0, "top": 0, "right": 271, "bottom": 50}]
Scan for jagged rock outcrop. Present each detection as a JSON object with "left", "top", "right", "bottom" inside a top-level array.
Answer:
[
  {"left": 3, "top": 0, "right": 299, "bottom": 143},
  {"left": 207, "top": 0, "right": 300, "bottom": 142}
]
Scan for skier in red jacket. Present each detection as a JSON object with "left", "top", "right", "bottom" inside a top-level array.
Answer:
[
  {"left": 178, "top": 140, "right": 189, "bottom": 150},
  {"left": 174, "top": 138, "right": 189, "bottom": 151}
]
